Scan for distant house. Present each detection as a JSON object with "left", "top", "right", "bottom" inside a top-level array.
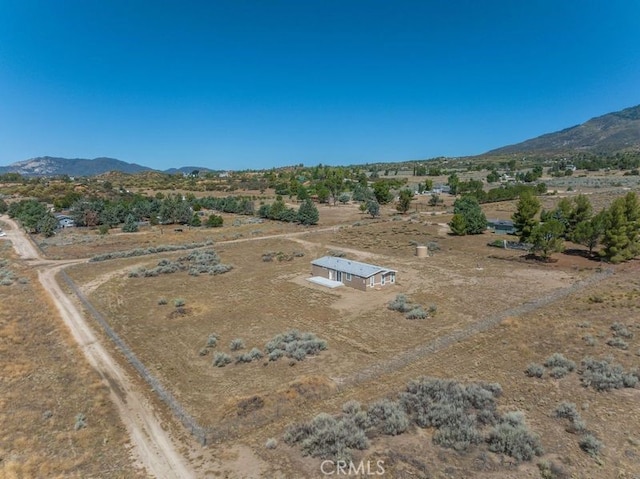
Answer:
[
  {"left": 310, "top": 256, "right": 397, "bottom": 291},
  {"left": 432, "top": 184, "right": 451, "bottom": 195},
  {"left": 487, "top": 219, "right": 516, "bottom": 235},
  {"left": 54, "top": 214, "right": 75, "bottom": 228}
]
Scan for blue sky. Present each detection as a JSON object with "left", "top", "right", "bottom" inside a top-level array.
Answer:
[{"left": 1, "top": 1, "right": 639, "bottom": 170}]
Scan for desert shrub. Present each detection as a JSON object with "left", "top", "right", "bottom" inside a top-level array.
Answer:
[
  {"left": 249, "top": 347, "right": 264, "bottom": 360},
  {"left": 611, "top": 322, "right": 633, "bottom": 339},
  {"left": 230, "top": 338, "right": 245, "bottom": 351},
  {"left": 1, "top": 278, "right": 13, "bottom": 286},
  {"left": 554, "top": 402, "right": 580, "bottom": 422},
  {"left": 342, "top": 400, "right": 362, "bottom": 416},
  {"left": 206, "top": 334, "right": 218, "bottom": 348},
  {"left": 268, "top": 349, "right": 284, "bottom": 361},
  {"left": 428, "top": 304, "right": 438, "bottom": 315},
  {"left": 74, "top": 413, "right": 87, "bottom": 430},
  {"left": 577, "top": 321, "right": 591, "bottom": 328},
  {"left": 487, "top": 413, "right": 544, "bottom": 462},
  {"left": 549, "top": 366, "right": 571, "bottom": 379},
  {"left": 90, "top": 241, "right": 213, "bottom": 262},
  {"left": 537, "top": 459, "right": 569, "bottom": 479},
  {"left": 235, "top": 353, "right": 253, "bottom": 364},
  {"left": 388, "top": 294, "right": 412, "bottom": 313},
  {"left": 366, "top": 399, "right": 409, "bottom": 436},
  {"left": 98, "top": 224, "right": 110, "bottom": 235},
  {"left": 213, "top": 352, "right": 232, "bottom": 367},
  {"left": 544, "top": 353, "right": 575, "bottom": 371},
  {"left": 174, "top": 298, "right": 186, "bottom": 307},
  {"left": 579, "top": 434, "right": 603, "bottom": 457},
  {"left": 400, "top": 378, "right": 502, "bottom": 452},
  {"left": 284, "top": 413, "right": 369, "bottom": 462},
  {"left": 17, "top": 277, "right": 28, "bottom": 284},
  {"left": 583, "top": 334, "right": 596, "bottom": 346},
  {"left": 405, "top": 307, "right": 427, "bottom": 320},
  {"left": 579, "top": 357, "right": 638, "bottom": 391},
  {"left": 265, "top": 330, "right": 327, "bottom": 362},
  {"left": 327, "top": 249, "right": 346, "bottom": 257},
  {"left": 525, "top": 363, "right": 544, "bottom": 378},
  {"left": 158, "top": 297, "right": 168, "bottom": 305},
  {"left": 606, "top": 337, "right": 629, "bottom": 350},
  {"left": 265, "top": 438, "right": 278, "bottom": 449},
  {"left": 198, "top": 348, "right": 209, "bottom": 356}
]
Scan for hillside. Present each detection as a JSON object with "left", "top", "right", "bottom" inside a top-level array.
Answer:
[
  {"left": 0, "top": 156, "right": 218, "bottom": 177},
  {"left": 0, "top": 156, "right": 153, "bottom": 177},
  {"left": 487, "top": 104, "right": 640, "bottom": 155}
]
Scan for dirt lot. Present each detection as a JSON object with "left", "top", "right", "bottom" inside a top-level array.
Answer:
[{"left": 5, "top": 183, "right": 640, "bottom": 478}]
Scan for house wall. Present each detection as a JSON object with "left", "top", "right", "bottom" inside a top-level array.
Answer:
[{"left": 311, "top": 265, "right": 395, "bottom": 291}]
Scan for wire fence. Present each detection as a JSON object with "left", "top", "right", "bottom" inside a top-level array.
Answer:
[
  {"left": 339, "top": 267, "right": 614, "bottom": 389},
  {"left": 59, "top": 266, "right": 614, "bottom": 444},
  {"left": 60, "top": 271, "right": 210, "bottom": 445}
]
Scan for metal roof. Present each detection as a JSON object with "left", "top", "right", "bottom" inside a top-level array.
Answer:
[{"left": 311, "top": 256, "right": 396, "bottom": 278}]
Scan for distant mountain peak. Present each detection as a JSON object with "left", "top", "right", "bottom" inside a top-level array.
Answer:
[
  {"left": 487, "top": 104, "right": 640, "bottom": 155},
  {"left": 0, "top": 157, "right": 214, "bottom": 177}
]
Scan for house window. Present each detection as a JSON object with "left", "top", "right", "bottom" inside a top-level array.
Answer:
[
  {"left": 381, "top": 275, "right": 385, "bottom": 285},
  {"left": 390, "top": 273, "right": 395, "bottom": 283},
  {"left": 345, "top": 273, "right": 352, "bottom": 281},
  {"left": 369, "top": 276, "right": 375, "bottom": 287}
]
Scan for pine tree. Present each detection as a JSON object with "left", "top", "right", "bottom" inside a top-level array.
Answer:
[
  {"left": 297, "top": 199, "right": 319, "bottom": 225},
  {"left": 600, "top": 192, "right": 640, "bottom": 263},
  {"left": 396, "top": 189, "right": 414, "bottom": 214},
  {"left": 530, "top": 219, "right": 565, "bottom": 260},
  {"left": 572, "top": 210, "right": 606, "bottom": 255},
  {"left": 512, "top": 191, "right": 541, "bottom": 243},
  {"left": 449, "top": 214, "right": 467, "bottom": 235}
]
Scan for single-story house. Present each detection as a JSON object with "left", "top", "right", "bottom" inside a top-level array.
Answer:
[
  {"left": 487, "top": 219, "right": 516, "bottom": 235},
  {"left": 54, "top": 214, "right": 75, "bottom": 228},
  {"left": 310, "top": 256, "right": 397, "bottom": 291}
]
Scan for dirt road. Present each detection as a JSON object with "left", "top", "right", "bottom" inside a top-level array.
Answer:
[{"left": 2, "top": 216, "right": 194, "bottom": 479}]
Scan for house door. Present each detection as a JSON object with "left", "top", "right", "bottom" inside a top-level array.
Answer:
[
  {"left": 336, "top": 271, "right": 342, "bottom": 282},
  {"left": 328, "top": 270, "right": 333, "bottom": 280}
]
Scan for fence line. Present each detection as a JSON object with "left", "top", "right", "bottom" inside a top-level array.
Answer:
[
  {"left": 59, "top": 267, "right": 614, "bottom": 443},
  {"left": 339, "top": 268, "right": 614, "bottom": 389},
  {"left": 60, "top": 271, "right": 210, "bottom": 445}
]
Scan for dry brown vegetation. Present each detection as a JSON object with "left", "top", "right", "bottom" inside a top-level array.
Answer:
[
  {"left": 0, "top": 240, "right": 146, "bottom": 479},
  {"left": 3, "top": 181, "right": 640, "bottom": 478}
]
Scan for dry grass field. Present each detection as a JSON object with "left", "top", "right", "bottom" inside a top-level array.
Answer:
[
  {"left": 4, "top": 181, "right": 640, "bottom": 478},
  {"left": 0, "top": 240, "right": 146, "bottom": 479}
]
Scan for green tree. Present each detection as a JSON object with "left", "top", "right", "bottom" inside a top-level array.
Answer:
[
  {"left": 423, "top": 178, "right": 434, "bottom": 191},
  {"left": 568, "top": 194, "right": 593, "bottom": 234},
  {"left": 600, "top": 192, "right": 640, "bottom": 263},
  {"left": 122, "top": 214, "right": 139, "bottom": 233},
  {"left": 572, "top": 210, "right": 606, "bottom": 255},
  {"left": 297, "top": 199, "right": 319, "bottom": 225},
  {"left": 447, "top": 173, "right": 460, "bottom": 195},
  {"left": 338, "top": 192, "right": 351, "bottom": 204},
  {"left": 189, "top": 213, "right": 202, "bottom": 227},
  {"left": 373, "top": 181, "right": 393, "bottom": 204},
  {"left": 428, "top": 193, "right": 442, "bottom": 207},
  {"left": 512, "top": 191, "right": 541, "bottom": 243},
  {"left": 449, "top": 214, "right": 467, "bottom": 235},
  {"left": 0, "top": 198, "right": 8, "bottom": 214},
  {"left": 296, "top": 184, "right": 309, "bottom": 202},
  {"left": 366, "top": 199, "right": 380, "bottom": 218},
  {"left": 396, "top": 189, "right": 414, "bottom": 214},
  {"left": 449, "top": 196, "right": 487, "bottom": 235},
  {"left": 36, "top": 213, "right": 58, "bottom": 237},
  {"left": 530, "top": 219, "right": 565, "bottom": 260},
  {"left": 205, "top": 214, "right": 224, "bottom": 227},
  {"left": 486, "top": 170, "right": 500, "bottom": 183}
]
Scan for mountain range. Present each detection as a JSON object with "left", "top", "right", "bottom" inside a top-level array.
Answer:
[
  {"left": 486, "top": 104, "right": 640, "bottom": 155},
  {"left": 0, "top": 157, "right": 215, "bottom": 177},
  {"left": 2, "top": 104, "right": 639, "bottom": 176}
]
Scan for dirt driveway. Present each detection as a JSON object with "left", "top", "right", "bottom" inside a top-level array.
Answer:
[{"left": 2, "top": 215, "right": 194, "bottom": 479}]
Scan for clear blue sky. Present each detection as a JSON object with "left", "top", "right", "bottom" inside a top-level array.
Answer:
[{"left": 1, "top": 1, "right": 639, "bottom": 170}]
